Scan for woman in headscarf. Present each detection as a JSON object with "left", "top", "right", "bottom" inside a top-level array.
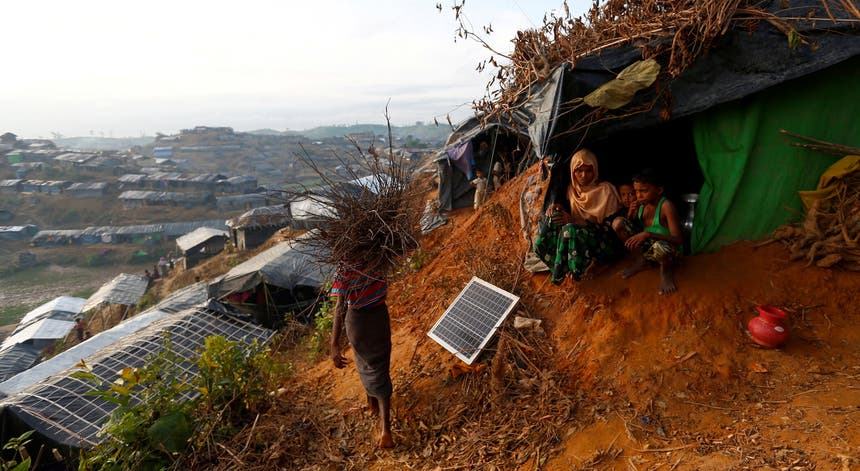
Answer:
[{"left": 534, "top": 149, "right": 624, "bottom": 283}]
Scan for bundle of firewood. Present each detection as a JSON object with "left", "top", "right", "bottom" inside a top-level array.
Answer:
[
  {"left": 774, "top": 171, "right": 860, "bottom": 270},
  {"left": 283, "top": 142, "right": 422, "bottom": 273}
]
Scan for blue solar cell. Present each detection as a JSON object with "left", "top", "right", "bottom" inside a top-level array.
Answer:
[{"left": 428, "top": 277, "right": 519, "bottom": 364}]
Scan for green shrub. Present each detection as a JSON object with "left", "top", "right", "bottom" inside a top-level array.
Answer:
[
  {"left": 78, "top": 334, "right": 286, "bottom": 470},
  {"left": 1, "top": 430, "right": 34, "bottom": 471},
  {"left": 308, "top": 281, "right": 335, "bottom": 353}
]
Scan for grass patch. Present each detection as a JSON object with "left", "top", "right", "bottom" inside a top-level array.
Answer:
[
  {"left": 70, "top": 288, "right": 96, "bottom": 299},
  {"left": 0, "top": 305, "right": 32, "bottom": 326}
]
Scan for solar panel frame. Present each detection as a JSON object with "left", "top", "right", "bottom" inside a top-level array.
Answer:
[{"left": 428, "top": 277, "right": 520, "bottom": 365}]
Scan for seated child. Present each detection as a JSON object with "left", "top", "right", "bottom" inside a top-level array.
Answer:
[
  {"left": 611, "top": 181, "right": 638, "bottom": 238},
  {"left": 470, "top": 169, "right": 488, "bottom": 210},
  {"left": 619, "top": 168, "right": 684, "bottom": 294}
]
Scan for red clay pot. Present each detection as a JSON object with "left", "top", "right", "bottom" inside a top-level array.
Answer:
[{"left": 747, "top": 305, "right": 789, "bottom": 348}]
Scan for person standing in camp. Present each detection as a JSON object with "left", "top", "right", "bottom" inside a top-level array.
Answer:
[
  {"left": 330, "top": 261, "right": 395, "bottom": 449},
  {"left": 75, "top": 317, "right": 86, "bottom": 342},
  {"left": 533, "top": 148, "right": 624, "bottom": 283},
  {"left": 470, "top": 169, "right": 488, "bottom": 210},
  {"left": 619, "top": 168, "right": 684, "bottom": 294}
]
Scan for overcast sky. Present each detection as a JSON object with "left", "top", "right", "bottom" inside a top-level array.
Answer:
[{"left": 0, "top": 0, "right": 590, "bottom": 138}]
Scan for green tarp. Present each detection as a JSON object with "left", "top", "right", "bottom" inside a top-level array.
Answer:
[{"left": 691, "top": 57, "right": 860, "bottom": 253}]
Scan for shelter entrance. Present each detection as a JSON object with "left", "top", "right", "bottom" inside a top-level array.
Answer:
[{"left": 587, "top": 118, "right": 704, "bottom": 202}]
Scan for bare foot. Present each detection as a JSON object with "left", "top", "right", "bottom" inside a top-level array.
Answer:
[
  {"left": 580, "top": 259, "right": 597, "bottom": 280},
  {"left": 366, "top": 395, "right": 379, "bottom": 416},
  {"left": 378, "top": 430, "right": 395, "bottom": 449},
  {"left": 621, "top": 256, "right": 646, "bottom": 279},
  {"left": 658, "top": 263, "right": 676, "bottom": 294}
]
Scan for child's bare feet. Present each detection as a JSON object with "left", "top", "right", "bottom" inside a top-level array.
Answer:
[
  {"left": 658, "top": 263, "right": 676, "bottom": 294},
  {"left": 621, "top": 255, "right": 646, "bottom": 279}
]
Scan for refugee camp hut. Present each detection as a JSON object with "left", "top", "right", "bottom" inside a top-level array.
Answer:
[
  {"left": 175, "top": 227, "right": 229, "bottom": 269},
  {"left": 288, "top": 194, "right": 333, "bottom": 230},
  {"left": 0, "top": 304, "right": 274, "bottom": 455},
  {"left": 118, "top": 190, "right": 214, "bottom": 209},
  {"left": 209, "top": 232, "right": 333, "bottom": 328},
  {"left": 220, "top": 175, "right": 258, "bottom": 194},
  {"left": 506, "top": 0, "right": 860, "bottom": 254},
  {"left": 0, "top": 179, "right": 22, "bottom": 194},
  {"left": 162, "top": 220, "right": 228, "bottom": 240},
  {"left": 0, "top": 297, "right": 85, "bottom": 352},
  {"left": 287, "top": 175, "right": 386, "bottom": 230},
  {"left": 118, "top": 190, "right": 159, "bottom": 209},
  {"left": 0, "top": 132, "right": 16, "bottom": 145},
  {"left": 81, "top": 273, "right": 149, "bottom": 319},
  {"left": 18, "top": 180, "right": 41, "bottom": 193},
  {"left": 186, "top": 173, "right": 227, "bottom": 191},
  {"left": 66, "top": 182, "right": 108, "bottom": 198},
  {"left": 226, "top": 204, "right": 292, "bottom": 250},
  {"left": 436, "top": 115, "right": 534, "bottom": 210},
  {"left": 117, "top": 173, "right": 147, "bottom": 190},
  {"left": 146, "top": 172, "right": 184, "bottom": 189},
  {"left": 53, "top": 152, "right": 97, "bottom": 168},
  {"left": 0, "top": 225, "right": 38, "bottom": 241},
  {"left": 215, "top": 193, "right": 269, "bottom": 211},
  {"left": 30, "top": 229, "right": 81, "bottom": 246},
  {"left": 152, "top": 145, "right": 174, "bottom": 158},
  {"left": 0, "top": 345, "right": 41, "bottom": 383},
  {"left": 81, "top": 223, "right": 164, "bottom": 244},
  {"left": 37, "top": 181, "right": 69, "bottom": 195}
]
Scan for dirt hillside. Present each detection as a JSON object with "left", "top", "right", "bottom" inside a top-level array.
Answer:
[{"left": 213, "top": 163, "right": 859, "bottom": 471}]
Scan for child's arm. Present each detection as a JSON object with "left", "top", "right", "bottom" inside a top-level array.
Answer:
[{"left": 624, "top": 200, "right": 683, "bottom": 249}]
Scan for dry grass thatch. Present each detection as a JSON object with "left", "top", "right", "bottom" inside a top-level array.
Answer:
[{"left": 446, "top": 0, "right": 860, "bottom": 126}]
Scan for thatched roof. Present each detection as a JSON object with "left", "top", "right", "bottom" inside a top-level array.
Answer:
[{"left": 475, "top": 0, "right": 860, "bottom": 126}]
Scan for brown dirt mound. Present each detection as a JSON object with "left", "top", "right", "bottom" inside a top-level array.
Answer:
[{"left": 210, "top": 163, "right": 859, "bottom": 470}]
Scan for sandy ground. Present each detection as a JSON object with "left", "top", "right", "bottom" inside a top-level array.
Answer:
[{"left": 191, "top": 163, "right": 858, "bottom": 470}]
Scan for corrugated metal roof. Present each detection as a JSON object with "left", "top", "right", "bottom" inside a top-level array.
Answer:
[
  {"left": 175, "top": 227, "right": 229, "bottom": 252},
  {"left": 153, "top": 282, "right": 210, "bottom": 313},
  {"left": 0, "top": 306, "right": 275, "bottom": 447},
  {"left": 1, "top": 319, "right": 75, "bottom": 349},
  {"left": 226, "top": 204, "right": 291, "bottom": 229},
  {"left": 225, "top": 175, "right": 257, "bottom": 184},
  {"left": 82, "top": 274, "right": 149, "bottom": 312},
  {"left": 17, "top": 297, "right": 85, "bottom": 326},
  {"left": 67, "top": 182, "right": 108, "bottom": 191},
  {"left": 163, "top": 220, "right": 228, "bottom": 237},
  {"left": 32, "top": 229, "right": 82, "bottom": 239},
  {"left": 0, "top": 344, "right": 41, "bottom": 383},
  {"left": 0, "top": 308, "right": 170, "bottom": 396},
  {"left": 118, "top": 191, "right": 212, "bottom": 202},
  {"left": 212, "top": 232, "right": 332, "bottom": 295},
  {"left": 215, "top": 194, "right": 267, "bottom": 204},
  {"left": 118, "top": 174, "right": 147, "bottom": 183}
]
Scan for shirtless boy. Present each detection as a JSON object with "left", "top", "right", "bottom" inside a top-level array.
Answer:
[{"left": 620, "top": 169, "right": 684, "bottom": 294}]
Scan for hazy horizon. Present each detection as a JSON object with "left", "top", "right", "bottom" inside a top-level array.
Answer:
[{"left": 1, "top": 1, "right": 585, "bottom": 140}]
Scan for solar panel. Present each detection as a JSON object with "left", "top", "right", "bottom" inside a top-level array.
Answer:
[{"left": 428, "top": 277, "right": 520, "bottom": 365}]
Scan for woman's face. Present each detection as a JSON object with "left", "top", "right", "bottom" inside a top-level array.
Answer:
[{"left": 573, "top": 164, "right": 595, "bottom": 186}]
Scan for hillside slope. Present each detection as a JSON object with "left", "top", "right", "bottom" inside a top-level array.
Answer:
[{"left": 209, "top": 163, "right": 859, "bottom": 470}]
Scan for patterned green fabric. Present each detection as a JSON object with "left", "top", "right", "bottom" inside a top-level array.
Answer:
[
  {"left": 533, "top": 215, "right": 623, "bottom": 284},
  {"left": 616, "top": 216, "right": 681, "bottom": 263}
]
